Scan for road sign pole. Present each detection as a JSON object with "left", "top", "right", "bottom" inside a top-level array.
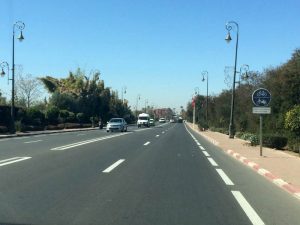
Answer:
[{"left": 260, "top": 114, "right": 263, "bottom": 156}]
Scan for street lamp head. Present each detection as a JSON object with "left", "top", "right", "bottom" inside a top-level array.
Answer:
[
  {"left": 17, "top": 30, "right": 24, "bottom": 41},
  {"left": 225, "top": 32, "right": 232, "bottom": 43},
  {"left": 202, "top": 76, "right": 205, "bottom": 82},
  {"left": 0, "top": 69, "right": 5, "bottom": 77}
]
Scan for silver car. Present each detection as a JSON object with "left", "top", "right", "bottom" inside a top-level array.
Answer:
[{"left": 106, "top": 118, "right": 128, "bottom": 132}]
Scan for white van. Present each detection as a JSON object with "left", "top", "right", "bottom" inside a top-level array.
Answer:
[{"left": 137, "top": 113, "right": 150, "bottom": 128}]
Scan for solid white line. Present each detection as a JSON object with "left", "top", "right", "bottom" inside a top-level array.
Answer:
[
  {"left": 207, "top": 157, "right": 218, "bottom": 166},
  {"left": 144, "top": 141, "right": 150, "bottom": 146},
  {"left": 51, "top": 133, "right": 128, "bottom": 150},
  {"left": 102, "top": 159, "right": 125, "bottom": 173},
  {"left": 0, "top": 157, "right": 32, "bottom": 167},
  {"left": 200, "top": 146, "right": 205, "bottom": 150},
  {"left": 24, "top": 140, "right": 42, "bottom": 144},
  {"left": 231, "top": 191, "right": 265, "bottom": 225},
  {"left": 216, "top": 169, "right": 234, "bottom": 185},
  {"left": 196, "top": 142, "right": 201, "bottom": 146},
  {"left": 202, "top": 151, "right": 210, "bottom": 157}
]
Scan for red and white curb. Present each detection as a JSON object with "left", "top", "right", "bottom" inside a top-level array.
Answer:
[{"left": 227, "top": 149, "right": 300, "bottom": 200}]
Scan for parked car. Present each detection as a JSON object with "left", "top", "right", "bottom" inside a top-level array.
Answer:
[{"left": 106, "top": 118, "right": 128, "bottom": 132}]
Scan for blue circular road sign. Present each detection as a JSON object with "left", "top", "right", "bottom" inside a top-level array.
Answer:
[{"left": 252, "top": 88, "right": 271, "bottom": 106}]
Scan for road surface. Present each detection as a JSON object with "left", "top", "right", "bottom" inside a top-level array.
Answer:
[{"left": 0, "top": 123, "right": 299, "bottom": 225}]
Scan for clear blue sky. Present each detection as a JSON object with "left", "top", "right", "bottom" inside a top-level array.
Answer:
[{"left": 0, "top": 0, "right": 299, "bottom": 112}]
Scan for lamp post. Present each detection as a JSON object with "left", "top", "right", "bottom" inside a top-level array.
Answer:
[
  {"left": 201, "top": 71, "right": 208, "bottom": 129},
  {"left": 136, "top": 94, "right": 141, "bottom": 118},
  {"left": 121, "top": 86, "right": 127, "bottom": 104},
  {"left": 145, "top": 99, "right": 148, "bottom": 113},
  {"left": 193, "top": 87, "right": 199, "bottom": 129},
  {"left": 225, "top": 21, "right": 238, "bottom": 138},
  {"left": 11, "top": 21, "right": 25, "bottom": 134}
]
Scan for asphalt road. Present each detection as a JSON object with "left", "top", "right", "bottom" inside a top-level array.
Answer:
[{"left": 0, "top": 123, "right": 299, "bottom": 225}]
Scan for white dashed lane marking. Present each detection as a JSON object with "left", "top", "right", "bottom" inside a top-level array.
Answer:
[
  {"left": 202, "top": 151, "right": 210, "bottom": 157},
  {"left": 216, "top": 169, "right": 234, "bottom": 186},
  {"left": 102, "top": 159, "right": 125, "bottom": 173},
  {"left": 207, "top": 157, "right": 218, "bottom": 167},
  {"left": 144, "top": 141, "right": 150, "bottom": 146},
  {"left": 232, "top": 191, "right": 265, "bottom": 225}
]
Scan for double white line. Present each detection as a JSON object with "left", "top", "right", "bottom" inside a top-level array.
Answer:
[
  {"left": 51, "top": 133, "right": 129, "bottom": 151},
  {"left": 0, "top": 157, "right": 32, "bottom": 167}
]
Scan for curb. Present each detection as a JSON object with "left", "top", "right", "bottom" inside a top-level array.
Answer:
[
  {"left": 0, "top": 127, "right": 99, "bottom": 139},
  {"left": 0, "top": 123, "right": 138, "bottom": 139},
  {"left": 226, "top": 149, "right": 300, "bottom": 200},
  {"left": 186, "top": 122, "right": 300, "bottom": 201}
]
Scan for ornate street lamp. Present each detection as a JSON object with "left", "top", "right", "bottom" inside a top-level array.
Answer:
[
  {"left": 201, "top": 71, "right": 208, "bottom": 128},
  {"left": 0, "top": 62, "right": 10, "bottom": 79},
  {"left": 225, "top": 21, "right": 239, "bottom": 138},
  {"left": 136, "top": 94, "right": 141, "bottom": 118},
  {"left": 237, "top": 64, "right": 250, "bottom": 84},
  {"left": 121, "top": 86, "right": 127, "bottom": 104},
  {"left": 11, "top": 21, "right": 25, "bottom": 133}
]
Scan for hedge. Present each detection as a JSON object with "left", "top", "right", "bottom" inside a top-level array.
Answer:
[{"left": 263, "top": 134, "right": 288, "bottom": 150}]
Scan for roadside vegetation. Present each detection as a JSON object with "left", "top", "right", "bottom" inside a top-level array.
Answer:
[
  {"left": 0, "top": 68, "right": 135, "bottom": 133},
  {"left": 185, "top": 49, "right": 300, "bottom": 152}
]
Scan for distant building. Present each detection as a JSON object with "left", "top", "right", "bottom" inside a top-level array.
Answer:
[{"left": 153, "top": 108, "right": 173, "bottom": 120}]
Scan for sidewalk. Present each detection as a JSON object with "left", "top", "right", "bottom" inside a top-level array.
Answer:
[
  {"left": 0, "top": 123, "right": 137, "bottom": 139},
  {"left": 0, "top": 127, "right": 99, "bottom": 139},
  {"left": 187, "top": 122, "right": 300, "bottom": 199}
]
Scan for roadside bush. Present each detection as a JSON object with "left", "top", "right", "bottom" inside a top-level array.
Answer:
[
  {"left": 0, "top": 125, "right": 8, "bottom": 133},
  {"left": 45, "top": 124, "right": 64, "bottom": 130},
  {"left": 240, "top": 132, "right": 253, "bottom": 141},
  {"left": 15, "top": 121, "right": 26, "bottom": 132},
  {"left": 64, "top": 123, "right": 82, "bottom": 129},
  {"left": 76, "top": 112, "right": 86, "bottom": 124},
  {"left": 235, "top": 132, "right": 244, "bottom": 138},
  {"left": 59, "top": 110, "right": 70, "bottom": 124},
  {"left": 24, "top": 125, "right": 44, "bottom": 131},
  {"left": 210, "top": 127, "right": 228, "bottom": 134},
  {"left": 249, "top": 134, "right": 259, "bottom": 146},
  {"left": 66, "top": 112, "right": 76, "bottom": 123},
  {"left": 24, "top": 107, "right": 45, "bottom": 126},
  {"left": 82, "top": 123, "right": 92, "bottom": 128},
  {"left": 45, "top": 106, "right": 59, "bottom": 124},
  {"left": 263, "top": 134, "right": 288, "bottom": 149}
]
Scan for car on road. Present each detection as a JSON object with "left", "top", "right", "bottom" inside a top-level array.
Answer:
[
  {"left": 149, "top": 118, "right": 155, "bottom": 126},
  {"left": 106, "top": 118, "right": 128, "bottom": 132},
  {"left": 159, "top": 118, "right": 166, "bottom": 123},
  {"left": 137, "top": 113, "right": 150, "bottom": 128}
]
